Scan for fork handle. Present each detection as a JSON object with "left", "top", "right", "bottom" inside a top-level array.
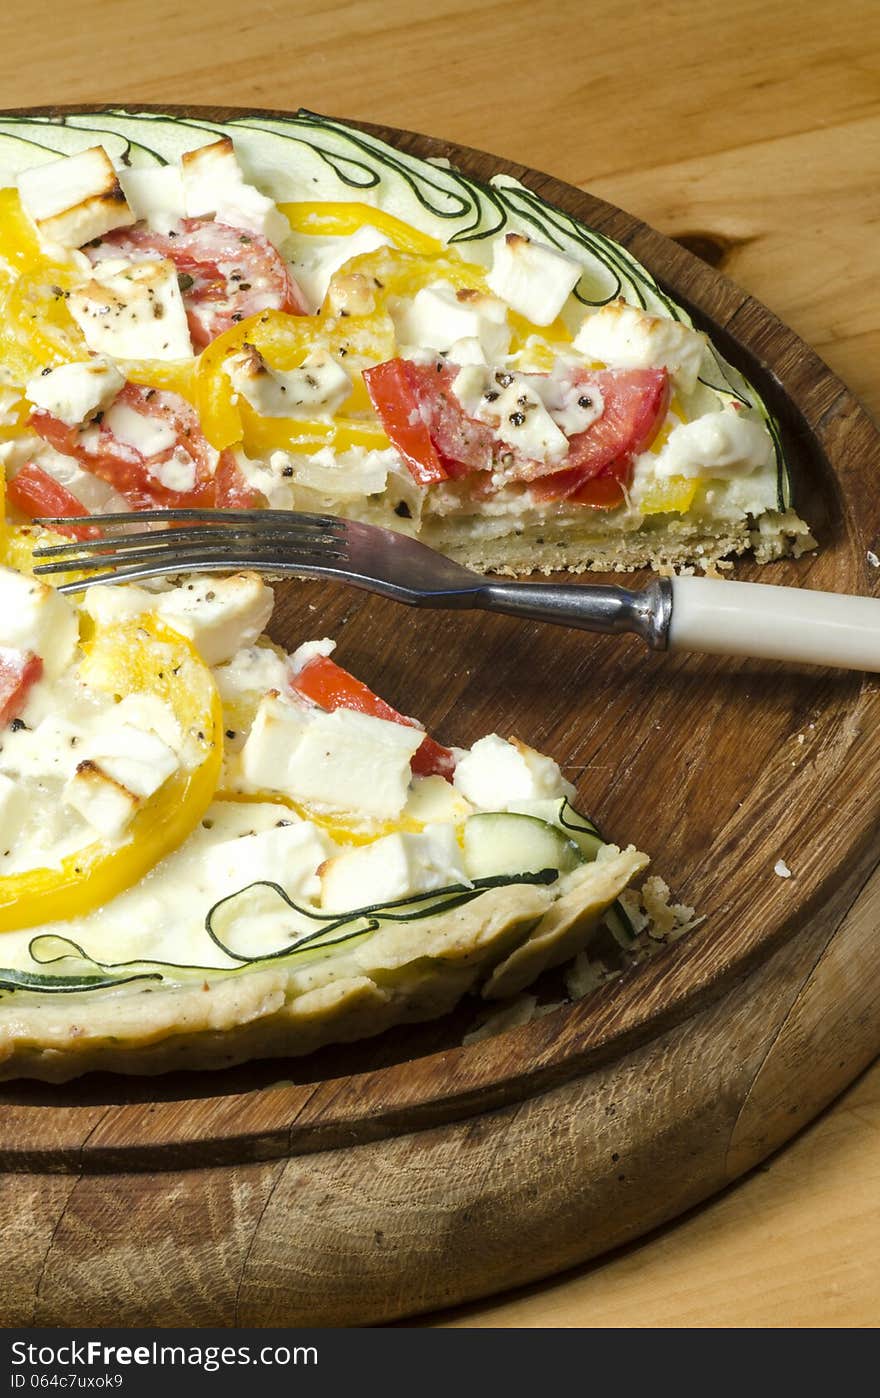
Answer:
[
  {"left": 478, "top": 575, "right": 880, "bottom": 672},
  {"left": 476, "top": 577, "right": 672, "bottom": 648}
]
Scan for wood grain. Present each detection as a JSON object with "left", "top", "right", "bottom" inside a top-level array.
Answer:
[{"left": 0, "top": 1, "right": 877, "bottom": 1327}]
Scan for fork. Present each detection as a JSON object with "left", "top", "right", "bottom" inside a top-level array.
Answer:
[{"left": 30, "top": 508, "right": 880, "bottom": 672}]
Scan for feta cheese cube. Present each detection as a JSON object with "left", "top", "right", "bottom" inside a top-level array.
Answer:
[
  {"left": 649, "top": 408, "right": 774, "bottom": 479},
  {"left": 241, "top": 701, "right": 422, "bottom": 820},
  {"left": 320, "top": 822, "right": 466, "bottom": 912},
  {"left": 486, "top": 233, "right": 582, "bottom": 326},
  {"left": 117, "top": 165, "right": 186, "bottom": 235},
  {"left": 212, "top": 644, "right": 291, "bottom": 706},
  {"left": 573, "top": 300, "right": 707, "bottom": 394},
  {"left": 17, "top": 146, "right": 135, "bottom": 249},
  {"left": 225, "top": 344, "right": 351, "bottom": 418},
  {"left": 83, "top": 723, "right": 180, "bottom": 798},
  {"left": 155, "top": 573, "right": 274, "bottom": 667},
  {"left": 0, "top": 568, "right": 78, "bottom": 679},
  {"left": 392, "top": 281, "right": 511, "bottom": 360},
  {"left": 288, "top": 637, "right": 336, "bottom": 676},
  {"left": 453, "top": 734, "right": 573, "bottom": 810},
  {"left": 64, "top": 760, "right": 139, "bottom": 839},
  {"left": 403, "top": 773, "right": 473, "bottom": 826},
  {"left": 301, "top": 224, "right": 391, "bottom": 309},
  {"left": 447, "top": 336, "right": 488, "bottom": 366},
  {"left": 239, "top": 693, "right": 313, "bottom": 793},
  {"left": 0, "top": 714, "right": 85, "bottom": 781},
  {"left": 65, "top": 718, "right": 181, "bottom": 838},
  {"left": 201, "top": 818, "right": 333, "bottom": 901},
  {"left": 25, "top": 357, "right": 124, "bottom": 427},
  {"left": 67, "top": 257, "right": 193, "bottom": 361},
  {"left": 451, "top": 366, "right": 568, "bottom": 465},
  {"left": 181, "top": 137, "right": 290, "bottom": 247},
  {"left": 286, "top": 709, "right": 423, "bottom": 819}
]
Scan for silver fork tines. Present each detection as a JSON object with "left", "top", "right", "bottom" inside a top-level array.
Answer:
[{"left": 29, "top": 507, "right": 673, "bottom": 648}]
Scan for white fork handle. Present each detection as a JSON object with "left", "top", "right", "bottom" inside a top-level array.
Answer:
[{"left": 669, "top": 576, "right": 880, "bottom": 671}]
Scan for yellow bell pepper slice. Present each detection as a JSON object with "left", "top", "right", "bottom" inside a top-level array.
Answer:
[
  {"left": 0, "top": 615, "right": 223, "bottom": 933},
  {"left": 239, "top": 402, "right": 389, "bottom": 457},
  {"left": 637, "top": 474, "right": 699, "bottom": 516},
  {"left": 280, "top": 201, "right": 444, "bottom": 256}
]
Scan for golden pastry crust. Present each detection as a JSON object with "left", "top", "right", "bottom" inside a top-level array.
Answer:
[{"left": 0, "top": 848, "right": 646, "bottom": 1082}]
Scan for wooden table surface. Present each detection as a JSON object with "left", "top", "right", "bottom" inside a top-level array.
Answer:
[{"left": 4, "top": 0, "right": 879, "bottom": 1329}]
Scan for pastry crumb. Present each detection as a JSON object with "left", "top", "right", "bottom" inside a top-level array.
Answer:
[
  {"left": 868, "top": 550, "right": 880, "bottom": 568},
  {"left": 774, "top": 858, "right": 792, "bottom": 879}
]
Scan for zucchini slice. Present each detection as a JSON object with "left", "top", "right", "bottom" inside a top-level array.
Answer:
[{"left": 463, "top": 812, "right": 583, "bottom": 881}]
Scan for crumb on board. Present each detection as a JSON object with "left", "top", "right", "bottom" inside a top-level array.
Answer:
[
  {"left": 868, "top": 550, "right": 880, "bottom": 568},
  {"left": 774, "top": 858, "right": 793, "bottom": 879}
]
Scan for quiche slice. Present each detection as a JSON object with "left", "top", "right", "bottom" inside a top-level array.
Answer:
[
  {"left": 0, "top": 546, "right": 649, "bottom": 1081},
  {"left": 0, "top": 110, "right": 813, "bottom": 574}
]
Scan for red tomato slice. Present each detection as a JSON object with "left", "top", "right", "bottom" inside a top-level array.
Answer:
[
  {"left": 362, "top": 359, "right": 448, "bottom": 485},
  {"left": 86, "top": 217, "right": 308, "bottom": 348},
  {"left": 0, "top": 648, "right": 43, "bottom": 727},
  {"left": 365, "top": 358, "right": 668, "bottom": 502},
  {"left": 30, "top": 383, "right": 259, "bottom": 512},
  {"left": 290, "top": 655, "right": 456, "bottom": 781},
  {"left": 6, "top": 465, "right": 100, "bottom": 540}
]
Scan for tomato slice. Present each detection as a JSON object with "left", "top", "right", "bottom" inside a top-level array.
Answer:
[
  {"left": 532, "top": 368, "right": 670, "bottom": 496},
  {"left": 290, "top": 655, "right": 456, "bottom": 780},
  {"left": 362, "top": 359, "right": 448, "bottom": 485},
  {"left": 365, "top": 358, "right": 669, "bottom": 502},
  {"left": 6, "top": 465, "right": 100, "bottom": 539},
  {"left": 30, "top": 383, "right": 259, "bottom": 511},
  {"left": 0, "top": 647, "right": 43, "bottom": 727},
  {"left": 86, "top": 217, "right": 308, "bottom": 348}
]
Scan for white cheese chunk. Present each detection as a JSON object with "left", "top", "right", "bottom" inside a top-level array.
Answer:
[
  {"left": 0, "top": 714, "right": 85, "bottom": 781},
  {"left": 239, "top": 693, "right": 313, "bottom": 794},
  {"left": 451, "top": 367, "right": 569, "bottom": 465},
  {"left": 117, "top": 165, "right": 186, "bottom": 235},
  {"left": 537, "top": 365, "right": 605, "bottom": 436},
  {"left": 0, "top": 569, "right": 78, "bottom": 680},
  {"left": 79, "top": 583, "right": 157, "bottom": 628},
  {"left": 25, "top": 358, "right": 124, "bottom": 427},
  {"left": 63, "top": 761, "right": 140, "bottom": 840},
  {"left": 320, "top": 822, "right": 466, "bottom": 913},
  {"left": 17, "top": 146, "right": 135, "bottom": 249},
  {"left": 486, "top": 233, "right": 581, "bottom": 326},
  {"left": 650, "top": 409, "right": 774, "bottom": 479},
  {"left": 212, "top": 644, "right": 291, "bottom": 706},
  {"left": 241, "top": 700, "right": 422, "bottom": 819},
  {"left": 392, "top": 281, "right": 511, "bottom": 361},
  {"left": 155, "top": 574, "right": 275, "bottom": 667},
  {"left": 201, "top": 818, "right": 333, "bottom": 901},
  {"left": 67, "top": 257, "right": 194, "bottom": 361},
  {"left": 448, "top": 336, "right": 488, "bottom": 367},
  {"left": 573, "top": 300, "right": 707, "bottom": 394},
  {"left": 289, "top": 637, "right": 336, "bottom": 677},
  {"left": 148, "top": 449, "right": 198, "bottom": 494},
  {"left": 225, "top": 344, "right": 351, "bottom": 418},
  {"left": 103, "top": 398, "right": 178, "bottom": 456},
  {"left": 403, "top": 773, "right": 473, "bottom": 825},
  {"left": 181, "top": 137, "right": 290, "bottom": 247},
  {"left": 82, "top": 722, "right": 180, "bottom": 799},
  {"left": 284, "top": 709, "right": 423, "bottom": 819},
  {"left": 453, "top": 734, "right": 573, "bottom": 810},
  {"left": 301, "top": 224, "right": 392, "bottom": 309}
]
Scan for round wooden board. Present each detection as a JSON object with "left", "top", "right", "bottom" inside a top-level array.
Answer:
[{"left": 2, "top": 106, "right": 879, "bottom": 1328}]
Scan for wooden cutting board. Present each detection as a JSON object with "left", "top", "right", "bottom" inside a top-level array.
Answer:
[{"left": 2, "top": 109, "right": 879, "bottom": 1328}]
